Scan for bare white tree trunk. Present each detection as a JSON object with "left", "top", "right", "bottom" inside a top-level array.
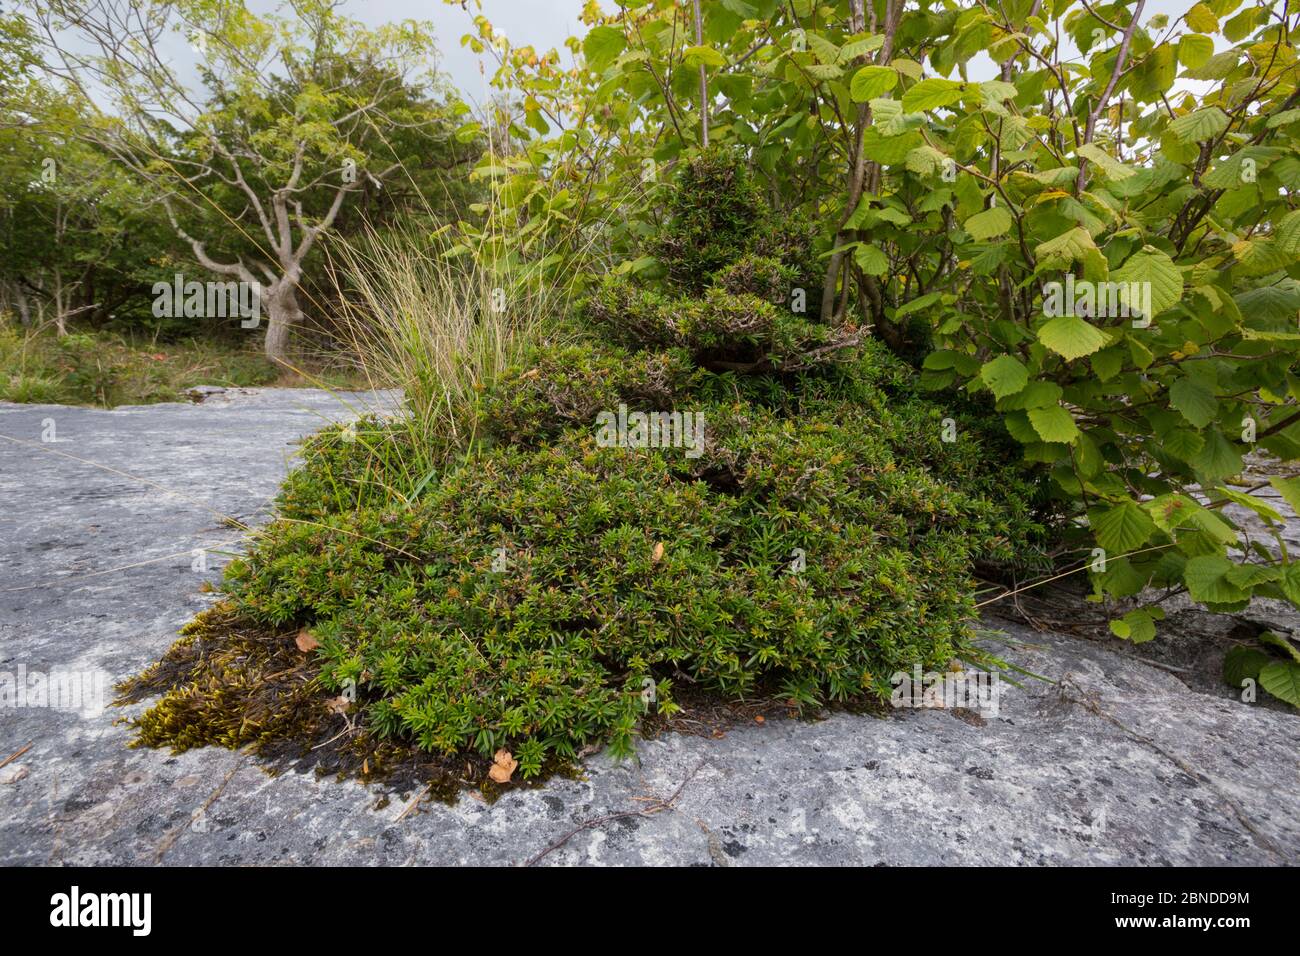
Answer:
[
  {"left": 13, "top": 285, "right": 32, "bottom": 326},
  {"left": 52, "top": 268, "right": 67, "bottom": 336},
  {"left": 821, "top": 0, "right": 901, "bottom": 324},
  {"left": 262, "top": 282, "right": 303, "bottom": 363},
  {"left": 692, "top": 0, "right": 708, "bottom": 147}
]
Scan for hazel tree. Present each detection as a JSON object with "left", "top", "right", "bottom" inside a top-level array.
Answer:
[{"left": 462, "top": 0, "right": 1300, "bottom": 660}]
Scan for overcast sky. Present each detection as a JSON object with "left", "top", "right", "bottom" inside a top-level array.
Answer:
[
  {"left": 111, "top": 0, "right": 1209, "bottom": 118},
  {"left": 280, "top": 0, "right": 1209, "bottom": 103},
  {"left": 324, "top": 0, "right": 583, "bottom": 104}
]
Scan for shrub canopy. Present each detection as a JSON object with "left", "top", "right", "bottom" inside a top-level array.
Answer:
[{"left": 125, "top": 153, "right": 1045, "bottom": 774}]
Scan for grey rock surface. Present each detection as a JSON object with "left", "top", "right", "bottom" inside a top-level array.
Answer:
[{"left": 0, "top": 390, "right": 1296, "bottom": 866}]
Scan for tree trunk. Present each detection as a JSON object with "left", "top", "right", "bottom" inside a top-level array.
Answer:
[
  {"left": 821, "top": 0, "right": 900, "bottom": 325},
  {"left": 13, "top": 285, "right": 32, "bottom": 327},
  {"left": 53, "top": 269, "right": 67, "bottom": 336},
  {"left": 263, "top": 283, "right": 301, "bottom": 363},
  {"left": 693, "top": 0, "right": 708, "bottom": 147}
]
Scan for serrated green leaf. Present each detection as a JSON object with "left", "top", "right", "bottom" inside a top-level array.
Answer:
[
  {"left": 1068, "top": 431, "right": 1100, "bottom": 478},
  {"left": 805, "top": 32, "right": 840, "bottom": 65},
  {"left": 838, "top": 35, "right": 885, "bottom": 63},
  {"left": 1233, "top": 238, "right": 1290, "bottom": 276},
  {"left": 1027, "top": 405, "right": 1080, "bottom": 443},
  {"left": 1274, "top": 209, "right": 1300, "bottom": 257},
  {"left": 1185, "top": 555, "right": 1248, "bottom": 604},
  {"left": 1224, "top": 7, "right": 1260, "bottom": 43},
  {"left": 1021, "top": 166, "right": 1080, "bottom": 187},
  {"left": 895, "top": 292, "right": 942, "bottom": 318},
  {"left": 1186, "top": 2, "right": 1218, "bottom": 32},
  {"left": 1077, "top": 143, "right": 1136, "bottom": 180},
  {"left": 900, "top": 77, "right": 965, "bottom": 112},
  {"left": 1281, "top": 563, "right": 1300, "bottom": 605},
  {"left": 964, "top": 206, "right": 1013, "bottom": 240},
  {"left": 1035, "top": 227, "right": 1096, "bottom": 267},
  {"left": 1002, "top": 410, "right": 1041, "bottom": 444},
  {"left": 1110, "top": 246, "right": 1183, "bottom": 317},
  {"left": 874, "top": 206, "right": 912, "bottom": 226},
  {"left": 802, "top": 63, "right": 843, "bottom": 80},
  {"left": 1093, "top": 500, "right": 1156, "bottom": 552},
  {"left": 1224, "top": 646, "right": 1269, "bottom": 689},
  {"left": 850, "top": 65, "right": 897, "bottom": 102},
  {"left": 1169, "top": 377, "right": 1217, "bottom": 428},
  {"left": 980, "top": 79, "right": 1017, "bottom": 107},
  {"left": 860, "top": 129, "right": 922, "bottom": 164},
  {"left": 980, "top": 355, "right": 1029, "bottom": 398},
  {"left": 854, "top": 243, "right": 888, "bottom": 276},
  {"left": 1162, "top": 428, "right": 1206, "bottom": 462},
  {"left": 905, "top": 145, "right": 947, "bottom": 175},
  {"left": 1266, "top": 108, "right": 1300, "bottom": 128},
  {"left": 1190, "top": 430, "right": 1243, "bottom": 482},
  {"left": 1129, "top": 337, "right": 1154, "bottom": 369},
  {"left": 1214, "top": 487, "right": 1283, "bottom": 524},
  {"left": 1038, "top": 314, "right": 1109, "bottom": 360},
  {"left": 1235, "top": 280, "right": 1300, "bottom": 323},
  {"left": 1169, "top": 107, "right": 1229, "bottom": 143},
  {"left": 1203, "top": 147, "right": 1276, "bottom": 189},
  {"left": 1110, "top": 608, "right": 1157, "bottom": 643},
  {"left": 1240, "top": 328, "right": 1300, "bottom": 343},
  {"left": 1185, "top": 49, "right": 1238, "bottom": 80},
  {"left": 1091, "top": 347, "right": 1125, "bottom": 381},
  {"left": 1094, "top": 556, "right": 1149, "bottom": 598},
  {"left": 583, "top": 26, "right": 626, "bottom": 72},
  {"left": 1259, "top": 661, "right": 1300, "bottom": 707},
  {"left": 891, "top": 57, "right": 923, "bottom": 80},
  {"left": 997, "top": 380, "right": 1063, "bottom": 410},
  {"left": 683, "top": 45, "right": 727, "bottom": 68},
  {"left": 1177, "top": 33, "right": 1214, "bottom": 68}
]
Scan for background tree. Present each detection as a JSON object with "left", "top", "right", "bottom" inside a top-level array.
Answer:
[
  {"left": 23, "top": 0, "right": 475, "bottom": 359},
  {"left": 0, "top": 111, "right": 161, "bottom": 332},
  {"left": 0, "top": 15, "right": 167, "bottom": 333}
]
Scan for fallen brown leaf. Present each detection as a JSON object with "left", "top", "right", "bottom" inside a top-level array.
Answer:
[{"left": 488, "top": 748, "right": 518, "bottom": 784}]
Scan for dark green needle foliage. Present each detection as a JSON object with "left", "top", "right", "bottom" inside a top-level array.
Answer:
[{"left": 123, "top": 151, "right": 1046, "bottom": 780}]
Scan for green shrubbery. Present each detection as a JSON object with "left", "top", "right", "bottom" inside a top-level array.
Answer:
[
  {"left": 459, "top": 1, "right": 1300, "bottom": 692},
  {"left": 124, "top": 153, "right": 1047, "bottom": 778},
  {"left": 0, "top": 322, "right": 285, "bottom": 407}
]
